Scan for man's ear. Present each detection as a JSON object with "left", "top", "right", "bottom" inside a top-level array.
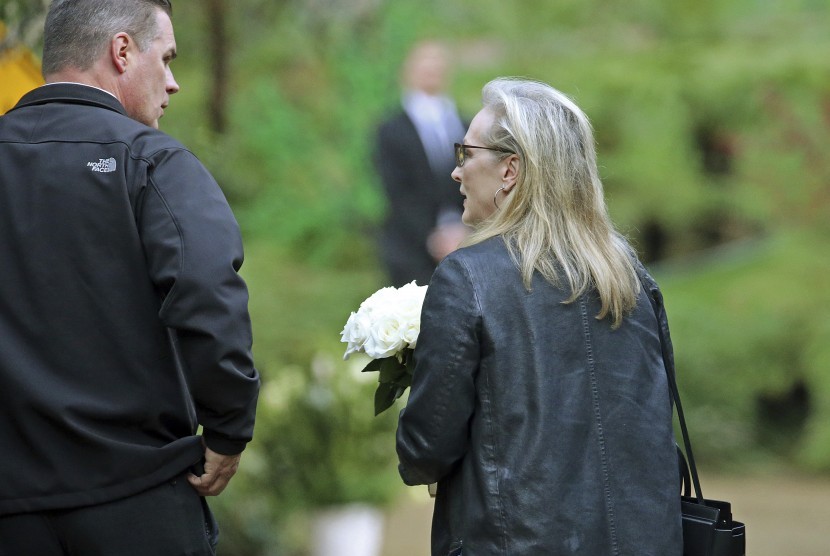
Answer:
[
  {"left": 111, "top": 33, "right": 131, "bottom": 74},
  {"left": 502, "top": 154, "right": 520, "bottom": 192}
]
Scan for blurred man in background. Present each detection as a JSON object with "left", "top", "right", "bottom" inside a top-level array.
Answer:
[{"left": 374, "top": 40, "right": 468, "bottom": 287}]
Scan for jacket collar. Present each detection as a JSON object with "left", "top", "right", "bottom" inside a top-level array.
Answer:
[{"left": 10, "top": 83, "right": 128, "bottom": 117}]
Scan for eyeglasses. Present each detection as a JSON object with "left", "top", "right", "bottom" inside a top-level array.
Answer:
[{"left": 454, "top": 143, "right": 514, "bottom": 168}]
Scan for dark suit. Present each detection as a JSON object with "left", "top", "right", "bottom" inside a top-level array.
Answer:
[{"left": 374, "top": 110, "right": 464, "bottom": 287}]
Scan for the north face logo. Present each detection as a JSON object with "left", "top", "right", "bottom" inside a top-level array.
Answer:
[{"left": 87, "top": 158, "right": 117, "bottom": 173}]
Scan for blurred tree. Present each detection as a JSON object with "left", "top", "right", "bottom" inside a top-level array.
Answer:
[
  {"left": 0, "top": 1, "right": 45, "bottom": 114},
  {"left": 206, "top": 0, "right": 229, "bottom": 133},
  {"left": 0, "top": 0, "right": 48, "bottom": 53}
]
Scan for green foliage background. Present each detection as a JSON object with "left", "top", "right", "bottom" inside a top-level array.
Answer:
[{"left": 9, "top": 0, "right": 830, "bottom": 553}]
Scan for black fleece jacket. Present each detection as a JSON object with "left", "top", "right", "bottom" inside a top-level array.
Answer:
[{"left": 0, "top": 84, "right": 260, "bottom": 515}]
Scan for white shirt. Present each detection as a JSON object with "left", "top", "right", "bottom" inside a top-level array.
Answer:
[{"left": 403, "top": 90, "right": 464, "bottom": 173}]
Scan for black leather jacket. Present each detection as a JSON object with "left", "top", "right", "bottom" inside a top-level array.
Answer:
[
  {"left": 397, "top": 236, "right": 682, "bottom": 555},
  {"left": 0, "top": 84, "right": 259, "bottom": 515}
]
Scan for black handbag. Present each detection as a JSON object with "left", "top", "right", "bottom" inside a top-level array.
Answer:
[
  {"left": 670, "top": 372, "right": 746, "bottom": 556},
  {"left": 638, "top": 265, "right": 747, "bottom": 556}
]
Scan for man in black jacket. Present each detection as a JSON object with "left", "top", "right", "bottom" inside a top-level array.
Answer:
[
  {"left": 374, "top": 41, "right": 468, "bottom": 287},
  {"left": 0, "top": 1, "right": 260, "bottom": 554}
]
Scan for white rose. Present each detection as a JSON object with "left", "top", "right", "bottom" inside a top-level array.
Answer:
[
  {"left": 341, "top": 310, "right": 372, "bottom": 359},
  {"left": 395, "top": 281, "right": 425, "bottom": 312},
  {"left": 397, "top": 295, "right": 421, "bottom": 320},
  {"left": 360, "top": 286, "right": 398, "bottom": 314},
  {"left": 364, "top": 313, "right": 407, "bottom": 359},
  {"left": 398, "top": 281, "right": 427, "bottom": 304},
  {"left": 340, "top": 282, "right": 428, "bottom": 361},
  {"left": 397, "top": 282, "right": 426, "bottom": 347},
  {"left": 400, "top": 319, "right": 420, "bottom": 348}
]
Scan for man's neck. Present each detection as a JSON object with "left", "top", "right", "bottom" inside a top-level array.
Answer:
[
  {"left": 45, "top": 65, "right": 120, "bottom": 101},
  {"left": 43, "top": 81, "right": 118, "bottom": 100}
]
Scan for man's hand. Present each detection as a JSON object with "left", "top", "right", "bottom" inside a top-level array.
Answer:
[
  {"left": 427, "top": 223, "right": 468, "bottom": 262},
  {"left": 187, "top": 447, "right": 241, "bottom": 496}
]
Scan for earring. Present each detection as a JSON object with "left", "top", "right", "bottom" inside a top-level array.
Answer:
[{"left": 493, "top": 185, "right": 506, "bottom": 209}]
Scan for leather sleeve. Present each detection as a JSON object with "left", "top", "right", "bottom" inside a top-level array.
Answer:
[{"left": 396, "top": 253, "right": 480, "bottom": 485}]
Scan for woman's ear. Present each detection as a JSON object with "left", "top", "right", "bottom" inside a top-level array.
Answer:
[{"left": 501, "top": 154, "right": 520, "bottom": 192}]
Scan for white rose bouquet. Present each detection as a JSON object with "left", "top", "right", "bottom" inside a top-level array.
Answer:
[{"left": 341, "top": 281, "right": 428, "bottom": 415}]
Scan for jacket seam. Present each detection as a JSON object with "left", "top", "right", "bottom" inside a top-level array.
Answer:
[
  {"left": 28, "top": 107, "right": 45, "bottom": 143},
  {"left": 580, "top": 295, "right": 620, "bottom": 556},
  {"left": 145, "top": 170, "right": 187, "bottom": 316},
  {"left": 461, "top": 252, "right": 510, "bottom": 555}
]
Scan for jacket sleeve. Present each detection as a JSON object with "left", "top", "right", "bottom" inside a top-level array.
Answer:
[
  {"left": 396, "top": 253, "right": 480, "bottom": 485},
  {"left": 138, "top": 147, "right": 259, "bottom": 455}
]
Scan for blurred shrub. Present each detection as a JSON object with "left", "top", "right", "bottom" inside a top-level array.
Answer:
[
  {"left": 657, "top": 230, "right": 830, "bottom": 470},
  {"left": 216, "top": 353, "right": 399, "bottom": 555}
]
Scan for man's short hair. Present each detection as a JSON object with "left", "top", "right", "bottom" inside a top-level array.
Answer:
[{"left": 42, "top": 0, "right": 173, "bottom": 76}]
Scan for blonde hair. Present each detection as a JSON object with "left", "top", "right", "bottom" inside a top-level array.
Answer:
[{"left": 467, "top": 77, "right": 639, "bottom": 328}]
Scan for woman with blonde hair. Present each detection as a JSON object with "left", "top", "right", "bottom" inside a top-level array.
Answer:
[{"left": 396, "top": 78, "right": 682, "bottom": 555}]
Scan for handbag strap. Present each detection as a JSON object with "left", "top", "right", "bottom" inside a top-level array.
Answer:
[
  {"left": 634, "top": 263, "right": 705, "bottom": 504},
  {"left": 677, "top": 444, "right": 692, "bottom": 497}
]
